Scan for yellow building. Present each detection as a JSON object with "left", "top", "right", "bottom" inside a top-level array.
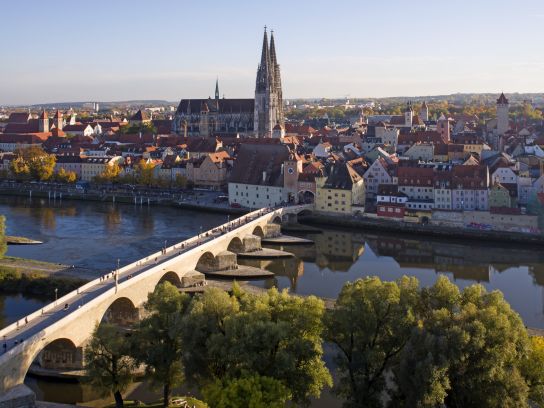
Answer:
[{"left": 316, "top": 162, "right": 365, "bottom": 214}]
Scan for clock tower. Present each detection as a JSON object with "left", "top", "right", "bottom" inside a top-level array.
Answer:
[{"left": 283, "top": 154, "right": 302, "bottom": 203}]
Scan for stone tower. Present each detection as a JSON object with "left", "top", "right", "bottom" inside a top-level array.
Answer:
[
  {"left": 38, "top": 110, "right": 49, "bottom": 132},
  {"left": 53, "top": 110, "right": 63, "bottom": 131},
  {"left": 437, "top": 113, "right": 450, "bottom": 142},
  {"left": 254, "top": 28, "right": 284, "bottom": 138},
  {"left": 496, "top": 92, "right": 509, "bottom": 136},
  {"left": 404, "top": 101, "right": 413, "bottom": 127},
  {"left": 419, "top": 101, "right": 429, "bottom": 122},
  {"left": 215, "top": 78, "right": 220, "bottom": 100}
]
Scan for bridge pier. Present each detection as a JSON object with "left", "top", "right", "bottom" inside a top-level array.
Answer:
[{"left": 0, "top": 384, "right": 36, "bottom": 408}]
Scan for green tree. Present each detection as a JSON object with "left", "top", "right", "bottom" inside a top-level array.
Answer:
[
  {"left": 131, "top": 282, "right": 190, "bottom": 407},
  {"left": 393, "top": 276, "right": 530, "bottom": 408},
  {"left": 13, "top": 146, "right": 56, "bottom": 181},
  {"left": 182, "top": 287, "right": 331, "bottom": 405},
  {"left": 324, "top": 276, "right": 419, "bottom": 408},
  {"left": 521, "top": 336, "right": 544, "bottom": 406},
  {"left": 84, "top": 323, "right": 136, "bottom": 408},
  {"left": 0, "top": 215, "right": 6, "bottom": 258},
  {"left": 202, "top": 374, "right": 290, "bottom": 408}
]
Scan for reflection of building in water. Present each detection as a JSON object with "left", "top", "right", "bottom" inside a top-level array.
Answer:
[
  {"left": 364, "top": 233, "right": 544, "bottom": 284},
  {"left": 312, "top": 230, "right": 365, "bottom": 272},
  {"left": 104, "top": 205, "right": 122, "bottom": 232},
  {"left": 239, "top": 257, "right": 304, "bottom": 291}
]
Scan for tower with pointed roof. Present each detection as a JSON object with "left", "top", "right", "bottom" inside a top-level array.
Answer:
[
  {"left": 38, "top": 110, "right": 49, "bottom": 132},
  {"left": 53, "top": 110, "right": 63, "bottom": 131},
  {"left": 215, "top": 78, "right": 220, "bottom": 100},
  {"left": 254, "top": 27, "right": 284, "bottom": 137},
  {"left": 419, "top": 101, "right": 429, "bottom": 122},
  {"left": 496, "top": 92, "right": 509, "bottom": 136},
  {"left": 404, "top": 101, "right": 413, "bottom": 127}
]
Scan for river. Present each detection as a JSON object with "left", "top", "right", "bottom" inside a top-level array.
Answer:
[{"left": 1, "top": 195, "right": 544, "bottom": 405}]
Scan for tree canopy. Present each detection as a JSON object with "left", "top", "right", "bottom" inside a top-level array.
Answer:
[
  {"left": 326, "top": 276, "right": 534, "bottom": 408},
  {"left": 84, "top": 323, "right": 136, "bottom": 408},
  {"left": 131, "top": 282, "right": 190, "bottom": 407},
  {"left": 181, "top": 286, "right": 332, "bottom": 406},
  {"left": 11, "top": 146, "right": 56, "bottom": 181}
]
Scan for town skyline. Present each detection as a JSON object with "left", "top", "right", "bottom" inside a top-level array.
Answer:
[{"left": 1, "top": 0, "right": 544, "bottom": 105}]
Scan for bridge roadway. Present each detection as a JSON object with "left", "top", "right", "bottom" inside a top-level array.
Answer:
[{"left": 0, "top": 204, "right": 311, "bottom": 400}]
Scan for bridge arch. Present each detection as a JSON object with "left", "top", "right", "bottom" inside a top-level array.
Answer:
[
  {"left": 298, "top": 190, "right": 315, "bottom": 204},
  {"left": 157, "top": 271, "right": 182, "bottom": 288},
  {"left": 101, "top": 297, "right": 139, "bottom": 327},
  {"left": 227, "top": 237, "right": 244, "bottom": 253},
  {"left": 195, "top": 251, "right": 216, "bottom": 273},
  {"left": 35, "top": 337, "right": 82, "bottom": 371},
  {"left": 272, "top": 216, "right": 282, "bottom": 225},
  {"left": 252, "top": 225, "right": 265, "bottom": 238}
]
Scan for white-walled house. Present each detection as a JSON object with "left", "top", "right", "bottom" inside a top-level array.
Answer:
[
  {"left": 228, "top": 144, "right": 291, "bottom": 208},
  {"left": 363, "top": 157, "right": 396, "bottom": 200}
]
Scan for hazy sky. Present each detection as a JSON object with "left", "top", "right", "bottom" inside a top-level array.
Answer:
[{"left": 1, "top": 0, "right": 543, "bottom": 105}]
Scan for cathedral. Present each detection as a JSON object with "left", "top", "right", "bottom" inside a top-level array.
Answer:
[{"left": 172, "top": 28, "right": 284, "bottom": 138}]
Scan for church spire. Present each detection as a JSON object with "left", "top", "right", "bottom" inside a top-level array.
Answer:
[
  {"left": 260, "top": 26, "right": 270, "bottom": 70},
  {"left": 269, "top": 30, "right": 278, "bottom": 67},
  {"left": 215, "top": 78, "right": 219, "bottom": 100}
]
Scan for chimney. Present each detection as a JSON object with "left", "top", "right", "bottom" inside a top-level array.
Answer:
[{"left": 262, "top": 171, "right": 267, "bottom": 182}]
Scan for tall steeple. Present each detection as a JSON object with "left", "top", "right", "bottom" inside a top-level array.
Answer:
[
  {"left": 254, "top": 27, "right": 284, "bottom": 137},
  {"left": 215, "top": 78, "right": 219, "bottom": 100},
  {"left": 256, "top": 27, "right": 270, "bottom": 93}
]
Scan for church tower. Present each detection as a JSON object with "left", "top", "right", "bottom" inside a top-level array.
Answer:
[
  {"left": 53, "top": 110, "right": 63, "bottom": 131},
  {"left": 254, "top": 28, "right": 284, "bottom": 137},
  {"left": 404, "top": 101, "right": 413, "bottom": 127},
  {"left": 496, "top": 92, "right": 509, "bottom": 136},
  {"left": 38, "top": 110, "right": 49, "bottom": 132},
  {"left": 419, "top": 101, "right": 429, "bottom": 122}
]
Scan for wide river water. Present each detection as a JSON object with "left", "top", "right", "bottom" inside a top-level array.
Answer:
[{"left": 2, "top": 195, "right": 544, "bottom": 405}]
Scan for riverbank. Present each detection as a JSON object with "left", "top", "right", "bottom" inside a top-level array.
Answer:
[
  {"left": 0, "top": 187, "right": 248, "bottom": 216},
  {"left": 0, "top": 260, "right": 88, "bottom": 298},
  {"left": 301, "top": 213, "right": 544, "bottom": 246}
]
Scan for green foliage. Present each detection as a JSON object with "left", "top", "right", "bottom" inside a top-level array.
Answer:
[
  {"left": 85, "top": 323, "right": 137, "bottom": 408},
  {"left": 325, "top": 276, "right": 532, "bottom": 408},
  {"left": 202, "top": 374, "right": 290, "bottom": 408},
  {"left": 0, "top": 266, "right": 85, "bottom": 298},
  {"left": 325, "top": 276, "right": 419, "bottom": 408},
  {"left": 0, "top": 215, "right": 6, "bottom": 258},
  {"left": 131, "top": 282, "right": 190, "bottom": 407},
  {"left": 521, "top": 336, "right": 544, "bottom": 406},
  {"left": 182, "top": 287, "right": 332, "bottom": 405},
  {"left": 12, "top": 146, "right": 56, "bottom": 181}
]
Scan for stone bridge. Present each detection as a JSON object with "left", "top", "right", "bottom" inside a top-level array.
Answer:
[{"left": 0, "top": 205, "right": 312, "bottom": 404}]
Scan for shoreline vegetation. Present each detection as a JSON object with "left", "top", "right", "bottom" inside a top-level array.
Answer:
[{"left": 0, "top": 261, "right": 87, "bottom": 299}]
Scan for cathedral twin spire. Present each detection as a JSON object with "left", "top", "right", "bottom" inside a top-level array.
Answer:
[{"left": 256, "top": 27, "right": 281, "bottom": 94}]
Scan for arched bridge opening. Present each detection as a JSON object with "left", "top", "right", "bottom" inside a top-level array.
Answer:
[
  {"left": 157, "top": 271, "right": 182, "bottom": 288},
  {"left": 227, "top": 237, "right": 244, "bottom": 253},
  {"left": 35, "top": 338, "right": 82, "bottom": 371},
  {"left": 101, "top": 297, "right": 139, "bottom": 327}
]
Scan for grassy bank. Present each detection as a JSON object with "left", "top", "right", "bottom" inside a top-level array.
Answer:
[{"left": 0, "top": 264, "right": 87, "bottom": 298}]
